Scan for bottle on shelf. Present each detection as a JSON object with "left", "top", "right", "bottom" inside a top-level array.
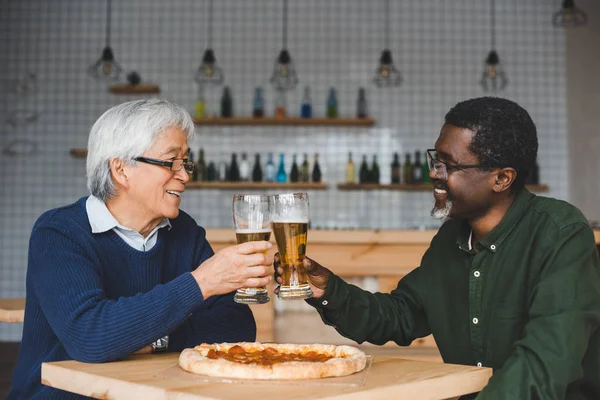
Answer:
[
  {"left": 275, "top": 90, "right": 286, "bottom": 118},
  {"left": 359, "top": 154, "right": 370, "bottom": 184},
  {"left": 391, "top": 152, "right": 401, "bottom": 184},
  {"left": 218, "top": 154, "right": 228, "bottom": 182},
  {"left": 220, "top": 86, "right": 233, "bottom": 118},
  {"left": 197, "top": 148, "right": 207, "bottom": 181},
  {"left": 326, "top": 88, "right": 338, "bottom": 118},
  {"left": 371, "top": 155, "right": 380, "bottom": 184},
  {"left": 301, "top": 153, "right": 310, "bottom": 182},
  {"left": 346, "top": 152, "right": 355, "bottom": 183},
  {"left": 300, "top": 86, "right": 312, "bottom": 118},
  {"left": 252, "top": 87, "right": 265, "bottom": 118},
  {"left": 290, "top": 154, "right": 300, "bottom": 183},
  {"left": 239, "top": 152, "right": 250, "bottom": 181},
  {"left": 188, "top": 150, "right": 197, "bottom": 181},
  {"left": 252, "top": 153, "right": 263, "bottom": 182},
  {"left": 206, "top": 161, "right": 217, "bottom": 181},
  {"left": 403, "top": 153, "right": 413, "bottom": 184},
  {"left": 422, "top": 151, "right": 432, "bottom": 183},
  {"left": 412, "top": 151, "right": 423, "bottom": 184},
  {"left": 229, "top": 153, "right": 240, "bottom": 182},
  {"left": 312, "top": 153, "right": 322, "bottom": 183},
  {"left": 195, "top": 85, "right": 206, "bottom": 118},
  {"left": 276, "top": 153, "right": 287, "bottom": 182},
  {"left": 356, "top": 87, "right": 368, "bottom": 118},
  {"left": 265, "top": 152, "right": 276, "bottom": 182}
]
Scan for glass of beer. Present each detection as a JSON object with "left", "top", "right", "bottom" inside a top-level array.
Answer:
[
  {"left": 270, "top": 192, "right": 313, "bottom": 300},
  {"left": 233, "top": 194, "right": 271, "bottom": 304}
]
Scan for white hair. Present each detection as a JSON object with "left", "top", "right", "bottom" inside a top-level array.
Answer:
[
  {"left": 86, "top": 98, "right": 195, "bottom": 201},
  {"left": 430, "top": 198, "right": 453, "bottom": 220}
]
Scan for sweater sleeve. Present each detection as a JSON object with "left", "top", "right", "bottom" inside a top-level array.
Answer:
[
  {"left": 29, "top": 222, "right": 205, "bottom": 363},
  {"left": 167, "top": 229, "right": 257, "bottom": 350}
]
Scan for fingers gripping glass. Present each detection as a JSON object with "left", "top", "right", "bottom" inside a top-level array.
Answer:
[
  {"left": 135, "top": 157, "right": 195, "bottom": 174},
  {"left": 426, "top": 149, "right": 493, "bottom": 181},
  {"left": 233, "top": 194, "right": 272, "bottom": 305}
]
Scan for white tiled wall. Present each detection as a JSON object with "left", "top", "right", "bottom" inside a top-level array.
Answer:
[{"left": 0, "top": 0, "right": 568, "bottom": 340}]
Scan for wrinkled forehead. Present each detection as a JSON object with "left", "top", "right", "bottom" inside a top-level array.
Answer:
[
  {"left": 148, "top": 126, "right": 190, "bottom": 157},
  {"left": 434, "top": 124, "right": 478, "bottom": 163}
]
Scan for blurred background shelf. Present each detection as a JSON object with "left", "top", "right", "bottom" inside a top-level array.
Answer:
[
  {"left": 192, "top": 117, "right": 375, "bottom": 126},
  {"left": 108, "top": 84, "right": 160, "bottom": 94},
  {"left": 186, "top": 182, "right": 328, "bottom": 190},
  {"left": 337, "top": 183, "right": 549, "bottom": 192}
]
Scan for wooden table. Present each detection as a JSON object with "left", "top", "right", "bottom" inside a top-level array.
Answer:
[
  {"left": 0, "top": 298, "right": 25, "bottom": 323},
  {"left": 41, "top": 353, "right": 492, "bottom": 400}
]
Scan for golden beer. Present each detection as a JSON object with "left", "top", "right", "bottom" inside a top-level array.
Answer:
[
  {"left": 234, "top": 229, "right": 271, "bottom": 304},
  {"left": 272, "top": 222, "right": 313, "bottom": 300}
]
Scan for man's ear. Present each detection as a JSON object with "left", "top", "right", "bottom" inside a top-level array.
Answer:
[
  {"left": 109, "top": 158, "right": 130, "bottom": 188},
  {"left": 492, "top": 167, "right": 517, "bottom": 193}
]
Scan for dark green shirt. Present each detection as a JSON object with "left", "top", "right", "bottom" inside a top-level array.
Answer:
[{"left": 307, "top": 189, "right": 600, "bottom": 399}]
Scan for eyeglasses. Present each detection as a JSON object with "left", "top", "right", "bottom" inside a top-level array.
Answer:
[
  {"left": 134, "top": 156, "right": 195, "bottom": 175},
  {"left": 426, "top": 149, "right": 493, "bottom": 181}
]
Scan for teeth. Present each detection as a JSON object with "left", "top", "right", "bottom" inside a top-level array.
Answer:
[
  {"left": 167, "top": 190, "right": 181, "bottom": 197},
  {"left": 434, "top": 188, "right": 447, "bottom": 194}
]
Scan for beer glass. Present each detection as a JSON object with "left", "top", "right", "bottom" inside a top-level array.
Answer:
[
  {"left": 270, "top": 192, "right": 313, "bottom": 300},
  {"left": 233, "top": 194, "right": 271, "bottom": 304}
]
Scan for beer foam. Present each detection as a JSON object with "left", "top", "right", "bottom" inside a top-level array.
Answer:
[
  {"left": 270, "top": 219, "right": 309, "bottom": 224},
  {"left": 235, "top": 228, "right": 272, "bottom": 234}
]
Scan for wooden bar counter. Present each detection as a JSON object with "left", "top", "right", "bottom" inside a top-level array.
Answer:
[
  {"left": 0, "top": 298, "right": 25, "bottom": 323},
  {"left": 41, "top": 352, "right": 492, "bottom": 400}
]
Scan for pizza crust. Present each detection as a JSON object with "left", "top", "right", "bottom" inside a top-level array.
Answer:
[{"left": 179, "top": 342, "right": 367, "bottom": 380}]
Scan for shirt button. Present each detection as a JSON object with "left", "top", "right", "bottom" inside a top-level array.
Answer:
[
  {"left": 474, "top": 271, "right": 481, "bottom": 278},
  {"left": 322, "top": 300, "right": 328, "bottom": 306},
  {"left": 490, "top": 244, "right": 496, "bottom": 250},
  {"left": 472, "top": 317, "right": 479, "bottom": 324},
  {"left": 477, "top": 362, "right": 482, "bottom": 367}
]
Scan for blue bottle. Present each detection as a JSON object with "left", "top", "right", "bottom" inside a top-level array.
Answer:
[
  {"left": 300, "top": 86, "right": 312, "bottom": 118},
  {"left": 276, "top": 153, "right": 287, "bottom": 183},
  {"left": 265, "top": 152, "right": 276, "bottom": 182},
  {"left": 252, "top": 87, "right": 264, "bottom": 117}
]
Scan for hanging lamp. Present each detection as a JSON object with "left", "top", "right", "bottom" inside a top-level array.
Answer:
[
  {"left": 195, "top": 0, "right": 224, "bottom": 85},
  {"left": 553, "top": 0, "right": 587, "bottom": 28},
  {"left": 373, "top": 0, "right": 402, "bottom": 88},
  {"left": 480, "top": 0, "right": 507, "bottom": 91},
  {"left": 269, "top": 0, "right": 298, "bottom": 91},
  {"left": 88, "top": 0, "right": 122, "bottom": 81}
]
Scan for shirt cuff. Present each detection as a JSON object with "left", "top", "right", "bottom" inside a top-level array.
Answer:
[{"left": 306, "top": 273, "right": 348, "bottom": 311}]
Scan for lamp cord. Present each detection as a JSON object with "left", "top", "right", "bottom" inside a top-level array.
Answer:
[
  {"left": 282, "top": 0, "right": 288, "bottom": 49},
  {"left": 205, "top": 0, "right": 213, "bottom": 49},
  {"left": 490, "top": 0, "right": 496, "bottom": 50},
  {"left": 384, "top": 0, "right": 390, "bottom": 49},
  {"left": 105, "top": 0, "right": 111, "bottom": 46}
]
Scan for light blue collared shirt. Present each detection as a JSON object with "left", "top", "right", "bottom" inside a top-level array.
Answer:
[{"left": 85, "top": 195, "right": 171, "bottom": 251}]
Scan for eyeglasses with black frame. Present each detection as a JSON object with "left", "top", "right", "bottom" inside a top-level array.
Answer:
[
  {"left": 134, "top": 156, "right": 195, "bottom": 175},
  {"left": 426, "top": 149, "right": 493, "bottom": 181}
]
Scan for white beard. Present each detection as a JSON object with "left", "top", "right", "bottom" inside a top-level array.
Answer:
[{"left": 431, "top": 198, "right": 453, "bottom": 220}]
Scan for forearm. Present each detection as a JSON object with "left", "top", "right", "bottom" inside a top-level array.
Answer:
[{"left": 307, "top": 274, "right": 429, "bottom": 346}]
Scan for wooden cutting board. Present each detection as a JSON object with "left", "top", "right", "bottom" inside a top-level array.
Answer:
[{"left": 42, "top": 352, "right": 492, "bottom": 400}]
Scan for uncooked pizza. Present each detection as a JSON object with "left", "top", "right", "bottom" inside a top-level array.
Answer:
[{"left": 179, "top": 342, "right": 367, "bottom": 380}]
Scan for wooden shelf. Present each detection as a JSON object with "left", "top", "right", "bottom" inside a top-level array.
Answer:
[
  {"left": 70, "top": 148, "right": 87, "bottom": 158},
  {"left": 108, "top": 84, "right": 160, "bottom": 94},
  {"left": 337, "top": 183, "right": 549, "bottom": 192},
  {"left": 192, "top": 117, "right": 375, "bottom": 126},
  {"left": 186, "top": 182, "right": 328, "bottom": 190}
]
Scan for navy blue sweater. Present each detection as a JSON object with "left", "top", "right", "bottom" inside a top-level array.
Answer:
[{"left": 8, "top": 197, "right": 256, "bottom": 399}]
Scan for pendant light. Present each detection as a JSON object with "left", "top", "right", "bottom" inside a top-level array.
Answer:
[
  {"left": 553, "top": 0, "right": 587, "bottom": 29},
  {"left": 88, "top": 0, "right": 122, "bottom": 81},
  {"left": 269, "top": 0, "right": 299, "bottom": 91},
  {"left": 195, "top": 0, "right": 224, "bottom": 85},
  {"left": 480, "top": 0, "right": 508, "bottom": 91},
  {"left": 373, "top": 0, "right": 402, "bottom": 88}
]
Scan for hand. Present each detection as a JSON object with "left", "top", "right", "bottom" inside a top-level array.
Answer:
[
  {"left": 133, "top": 345, "right": 153, "bottom": 355},
  {"left": 273, "top": 254, "right": 331, "bottom": 299},
  {"left": 192, "top": 241, "right": 274, "bottom": 299}
]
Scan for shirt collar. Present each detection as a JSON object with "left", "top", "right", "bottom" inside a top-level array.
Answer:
[
  {"left": 456, "top": 188, "right": 535, "bottom": 253},
  {"left": 85, "top": 195, "right": 172, "bottom": 234}
]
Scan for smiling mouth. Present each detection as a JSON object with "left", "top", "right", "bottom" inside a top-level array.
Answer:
[{"left": 166, "top": 190, "right": 182, "bottom": 198}]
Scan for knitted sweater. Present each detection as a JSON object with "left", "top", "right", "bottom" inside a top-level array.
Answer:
[{"left": 8, "top": 197, "right": 256, "bottom": 399}]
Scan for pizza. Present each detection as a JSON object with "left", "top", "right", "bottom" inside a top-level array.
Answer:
[{"left": 179, "top": 342, "right": 367, "bottom": 380}]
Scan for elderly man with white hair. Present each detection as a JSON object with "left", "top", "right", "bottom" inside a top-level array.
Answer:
[{"left": 8, "top": 99, "right": 273, "bottom": 400}]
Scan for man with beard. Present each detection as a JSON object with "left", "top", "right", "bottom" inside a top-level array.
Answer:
[{"left": 274, "top": 97, "right": 600, "bottom": 399}]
